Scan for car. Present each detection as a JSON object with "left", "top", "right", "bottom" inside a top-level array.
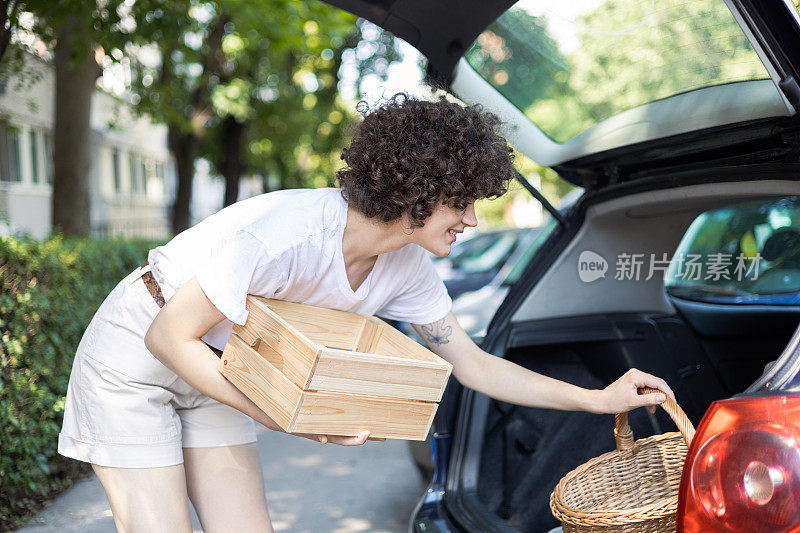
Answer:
[
  {"left": 434, "top": 227, "right": 537, "bottom": 301},
  {"left": 448, "top": 223, "right": 550, "bottom": 340},
  {"left": 320, "top": 1, "right": 800, "bottom": 532},
  {"left": 392, "top": 227, "right": 540, "bottom": 341},
  {"left": 451, "top": 189, "right": 583, "bottom": 340},
  {"left": 407, "top": 224, "right": 549, "bottom": 478}
]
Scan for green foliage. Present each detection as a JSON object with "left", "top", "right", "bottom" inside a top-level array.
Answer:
[
  {"left": 475, "top": 149, "right": 575, "bottom": 229},
  {"left": 559, "top": 0, "right": 765, "bottom": 136},
  {"left": 1, "top": 0, "right": 122, "bottom": 83},
  {"left": 126, "top": 0, "right": 399, "bottom": 193},
  {"left": 465, "top": 8, "right": 568, "bottom": 111},
  {"left": 27, "top": 0, "right": 126, "bottom": 67},
  {"left": 542, "top": 0, "right": 770, "bottom": 141},
  {"left": 197, "top": 1, "right": 361, "bottom": 190},
  {"left": 0, "top": 236, "right": 161, "bottom": 529},
  {"left": 467, "top": 0, "right": 772, "bottom": 143}
]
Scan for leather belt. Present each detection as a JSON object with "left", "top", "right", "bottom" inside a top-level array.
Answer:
[
  {"left": 141, "top": 260, "right": 166, "bottom": 308},
  {"left": 139, "top": 260, "right": 223, "bottom": 358}
]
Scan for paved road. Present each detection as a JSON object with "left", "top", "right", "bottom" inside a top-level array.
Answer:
[{"left": 18, "top": 425, "right": 429, "bottom": 532}]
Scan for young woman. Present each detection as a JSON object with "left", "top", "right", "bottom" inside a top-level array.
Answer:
[{"left": 58, "top": 94, "right": 674, "bottom": 533}]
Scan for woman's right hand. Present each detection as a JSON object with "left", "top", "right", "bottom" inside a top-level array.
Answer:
[{"left": 295, "top": 431, "right": 377, "bottom": 445}]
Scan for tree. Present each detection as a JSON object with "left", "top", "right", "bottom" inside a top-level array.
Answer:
[
  {"left": 0, "top": 0, "right": 22, "bottom": 63},
  {"left": 526, "top": 0, "right": 770, "bottom": 142},
  {"left": 464, "top": 8, "right": 567, "bottom": 112},
  {"left": 122, "top": 0, "right": 221, "bottom": 233},
  {"left": 26, "top": 0, "right": 124, "bottom": 236},
  {"left": 128, "top": 1, "right": 400, "bottom": 232},
  {"left": 208, "top": 18, "right": 400, "bottom": 203},
  {"left": 197, "top": 2, "right": 357, "bottom": 206}
]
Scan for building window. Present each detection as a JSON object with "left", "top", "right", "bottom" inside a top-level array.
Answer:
[
  {"left": 112, "top": 148, "right": 121, "bottom": 193},
  {"left": 45, "top": 134, "right": 53, "bottom": 184},
  {"left": 30, "top": 130, "right": 41, "bottom": 184},
  {"left": 129, "top": 153, "right": 138, "bottom": 194},
  {"left": 140, "top": 159, "right": 148, "bottom": 194},
  {"left": 6, "top": 128, "right": 21, "bottom": 182},
  {"left": 154, "top": 161, "right": 166, "bottom": 196}
]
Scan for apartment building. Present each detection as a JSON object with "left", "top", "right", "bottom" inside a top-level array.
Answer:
[{"left": 0, "top": 51, "right": 174, "bottom": 239}]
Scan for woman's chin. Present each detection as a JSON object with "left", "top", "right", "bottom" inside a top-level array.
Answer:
[
  {"left": 434, "top": 244, "right": 452, "bottom": 257},
  {"left": 420, "top": 240, "right": 452, "bottom": 257}
]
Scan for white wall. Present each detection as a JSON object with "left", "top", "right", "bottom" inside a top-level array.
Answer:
[{"left": 0, "top": 51, "right": 174, "bottom": 239}]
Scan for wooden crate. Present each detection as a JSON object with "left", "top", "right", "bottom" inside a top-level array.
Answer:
[{"left": 218, "top": 296, "right": 453, "bottom": 440}]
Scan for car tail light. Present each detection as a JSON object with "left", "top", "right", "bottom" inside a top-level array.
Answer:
[{"left": 677, "top": 395, "right": 800, "bottom": 532}]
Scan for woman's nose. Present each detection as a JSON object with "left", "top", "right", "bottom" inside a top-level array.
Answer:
[{"left": 463, "top": 204, "right": 478, "bottom": 227}]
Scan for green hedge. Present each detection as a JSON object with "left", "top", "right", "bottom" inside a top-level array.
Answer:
[{"left": 0, "top": 235, "right": 163, "bottom": 530}]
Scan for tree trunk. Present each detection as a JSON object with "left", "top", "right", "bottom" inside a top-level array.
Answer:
[
  {"left": 168, "top": 125, "right": 199, "bottom": 234},
  {"left": 221, "top": 115, "right": 245, "bottom": 207},
  {"left": 0, "top": 0, "right": 15, "bottom": 62},
  {"left": 158, "top": 13, "right": 229, "bottom": 233},
  {"left": 51, "top": 17, "right": 101, "bottom": 237}
]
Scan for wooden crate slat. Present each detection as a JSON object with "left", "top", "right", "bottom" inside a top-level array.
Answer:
[
  {"left": 237, "top": 297, "right": 320, "bottom": 389},
  {"left": 239, "top": 296, "right": 452, "bottom": 399},
  {"left": 310, "top": 348, "right": 450, "bottom": 401},
  {"left": 290, "top": 393, "right": 437, "bottom": 441},
  {"left": 354, "top": 319, "right": 382, "bottom": 353},
  {"left": 220, "top": 333, "right": 438, "bottom": 440},
  {"left": 219, "top": 333, "right": 301, "bottom": 430},
  {"left": 367, "top": 323, "right": 453, "bottom": 401},
  {"left": 257, "top": 297, "right": 366, "bottom": 350}
]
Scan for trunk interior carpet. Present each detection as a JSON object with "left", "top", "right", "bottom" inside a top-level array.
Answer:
[{"left": 476, "top": 347, "right": 659, "bottom": 532}]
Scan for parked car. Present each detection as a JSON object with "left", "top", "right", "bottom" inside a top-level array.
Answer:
[
  {"left": 321, "top": 1, "right": 800, "bottom": 532},
  {"left": 452, "top": 189, "right": 584, "bottom": 340},
  {"left": 394, "top": 228, "right": 540, "bottom": 340},
  {"left": 449, "top": 222, "right": 551, "bottom": 339},
  {"left": 434, "top": 227, "right": 536, "bottom": 300}
]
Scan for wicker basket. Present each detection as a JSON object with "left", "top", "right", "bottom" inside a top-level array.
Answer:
[{"left": 550, "top": 387, "right": 695, "bottom": 533}]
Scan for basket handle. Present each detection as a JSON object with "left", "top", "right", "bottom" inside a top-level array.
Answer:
[{"left": 614, "top": 387, "right": 695, "bottom": 452}]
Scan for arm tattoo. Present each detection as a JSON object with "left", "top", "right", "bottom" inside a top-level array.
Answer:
[{"left": 421, "top": 319, "right": 452, "bottom": 346}]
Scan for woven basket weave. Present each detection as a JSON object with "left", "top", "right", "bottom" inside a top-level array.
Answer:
[{"left": 550, "top": 387, "right": 695, "bottom": 533}]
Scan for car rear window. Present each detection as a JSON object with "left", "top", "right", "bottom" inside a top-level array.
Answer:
[
  {"left": 465, "top": 0, "right": 772, "bottom": 143},
  {"left": 665, "top": 196, "right": 800, "bottom": 305}
]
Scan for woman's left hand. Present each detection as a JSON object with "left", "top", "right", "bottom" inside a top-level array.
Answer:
[
  {"left": 294, "top": 431, "right": 384, "bottom": 445},
  {"left": 598, "top": 368, "right": 676, "bottom": 414}
]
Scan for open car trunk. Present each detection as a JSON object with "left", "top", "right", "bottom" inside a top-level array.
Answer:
[
  {"left": 475, "top": 311, "right": 798, "bottom": 532},
  {"left": 449, "top": 176, "right": 800, "bottom": 532}
]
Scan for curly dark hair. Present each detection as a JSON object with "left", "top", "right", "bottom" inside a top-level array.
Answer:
[{"left": 336, "top": 93, "right": 515, "bottom": 228}]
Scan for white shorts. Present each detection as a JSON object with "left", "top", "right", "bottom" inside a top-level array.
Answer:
[{"left": 58, "top": 265, "right": 256, "bottom": 468}]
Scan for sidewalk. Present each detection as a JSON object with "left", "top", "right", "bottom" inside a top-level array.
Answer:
[{"left": 18, "top": 425, "right": 428, "bottom": 532}]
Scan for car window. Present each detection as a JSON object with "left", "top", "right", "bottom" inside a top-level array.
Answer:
[
  {"left": 440, "top": 233, "right": 498, "bottom": 263},
  {"left": 465, "top": 0, "right": 773, "bottom": 143},
  {"left": 502, "top": 219, "right": 557, "bottom": 286},
  {"left": 665, "top": 196, "right": 800, "bottom": 305},
  {"left": 452, "top": 230, "right": 522, "bottom": 273}
]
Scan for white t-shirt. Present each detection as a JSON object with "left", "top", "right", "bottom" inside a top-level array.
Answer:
[{"left": 147, "top": 187, "right": 452, "bottom": 350}]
